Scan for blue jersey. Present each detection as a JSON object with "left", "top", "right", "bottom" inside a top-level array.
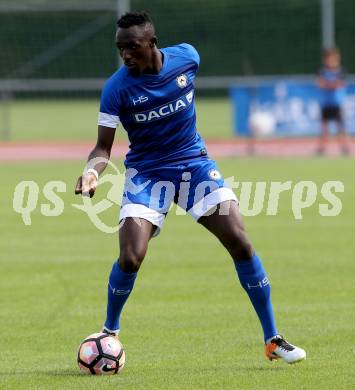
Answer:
[
  {"left": 319, "top": 67, "right": 346, "bottom": 107},
  {"left": 98, "top": 43, "right": 207, "bottom": 169}
]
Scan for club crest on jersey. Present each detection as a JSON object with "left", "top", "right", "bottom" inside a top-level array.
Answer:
[
  {"left": 208, "top": 169, "right": 222, "bottom": 180},
  {"left": 176, "top": 74, "right": 188, "bottom": 88},
  {"left": 134, "top": 90, "right": 194, "bottom": 123}
]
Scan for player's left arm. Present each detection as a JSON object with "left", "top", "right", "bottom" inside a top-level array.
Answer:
[{"left": 75, "top": 125, "right": 116, "bottom": 198}]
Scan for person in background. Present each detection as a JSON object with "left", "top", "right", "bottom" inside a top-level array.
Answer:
[{"left": 316, "top": 48, "right": 349, "bottom": 155}]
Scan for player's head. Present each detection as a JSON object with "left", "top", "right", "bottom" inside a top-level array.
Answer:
[
  {"left": 116, "top": 11, "right": 158, "bottom": 75},
  {"left": 323, "top": 47, "right": 341, "bottom": 69}
]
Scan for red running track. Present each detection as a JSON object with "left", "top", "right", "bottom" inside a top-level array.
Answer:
[{"left": 0, "top": 138, "right": 354, "bottom": 161}]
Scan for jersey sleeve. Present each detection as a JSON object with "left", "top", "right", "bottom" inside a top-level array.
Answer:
[
  {"left": 98, "top": 78, "right": 121, "bottom": 128},
  {"left": 179, "top": 43, "right": 200, "bottom": 68}
]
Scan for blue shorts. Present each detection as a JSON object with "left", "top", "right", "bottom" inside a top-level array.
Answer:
[{"left": 119, "top": 158, "right": 237, "bottom": 236}]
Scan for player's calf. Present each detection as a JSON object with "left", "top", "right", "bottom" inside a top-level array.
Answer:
[
  {"left": 119, "top": 249, "right": 145, "bottom": 273},
  {"left": 104, "top": 260, "right": 138, "bottom": 333},
  {"left": 223, "top": 229, "right": 254, "bottom": 261}
]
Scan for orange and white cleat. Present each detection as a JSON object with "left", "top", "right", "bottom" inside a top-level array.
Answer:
[{"left": 265, "top": 335, "right": 306, "bottom": 364}]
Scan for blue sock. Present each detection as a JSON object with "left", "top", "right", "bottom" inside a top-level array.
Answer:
[
  {"left": 104, "top": 260, "right": 137, "bottom": 332},
  {"left": 234, "top": 253, "right": 278, "bottom": 342}
]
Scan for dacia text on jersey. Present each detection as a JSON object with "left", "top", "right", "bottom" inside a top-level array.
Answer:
[{"left": 134, "top": 90, "right": 194, "bottom": 123}]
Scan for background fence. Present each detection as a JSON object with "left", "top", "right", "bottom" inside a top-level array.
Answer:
[{"left": 0, "top": 0, "right": 354, "bottom": 140}]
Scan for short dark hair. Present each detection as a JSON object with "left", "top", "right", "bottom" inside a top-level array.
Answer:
[{"left": 117, "top": 11, "right": 153, "bottom": 29}]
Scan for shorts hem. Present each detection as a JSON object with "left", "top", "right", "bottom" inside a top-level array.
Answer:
[
  {"left": 188, "top": 187, "right": 238, "bottom": 220},
  {"left": 119, "top": 203, "right": 164, "bottom": 237}
]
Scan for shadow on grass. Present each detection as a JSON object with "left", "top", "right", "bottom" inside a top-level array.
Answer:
[
  {"left": 0, "top": 369, "right": 82, "bottom": 377},
  {"left": 0, "top": 363, "right": 290, "bottom": 380}
]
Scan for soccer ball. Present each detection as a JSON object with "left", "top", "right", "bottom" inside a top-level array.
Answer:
[{"left": 77, "top": 332, "right": 125, "bottom": 375}]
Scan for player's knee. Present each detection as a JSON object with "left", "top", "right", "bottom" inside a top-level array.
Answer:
[
  {"left": 232, "top": 240, "right": 254, "bottom": 261},
  {"left": 223, "top": 229, "right": 254, "bottom": 261},
  {"left": 119, "top": 248, "right": 145, "bottom": 273}
]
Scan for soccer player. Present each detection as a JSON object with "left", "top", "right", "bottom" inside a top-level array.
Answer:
[
  {"left": 316, "top": 48, "right": 348, "bottom": 155},
  {"left": 75, "top": 11, "right": 306, "bottom": 364}
]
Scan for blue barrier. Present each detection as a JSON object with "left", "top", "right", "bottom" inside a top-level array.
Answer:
[{"left": 230, "top": 81, "right": 355, "bottom": 136}]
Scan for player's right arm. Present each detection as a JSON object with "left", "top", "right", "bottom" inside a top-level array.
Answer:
[
  {"left": 75, "top": 125, "right": 116, "bottom": 198},
  {"left": 75, "top": 75, "right": 121, "bottom": 198}
]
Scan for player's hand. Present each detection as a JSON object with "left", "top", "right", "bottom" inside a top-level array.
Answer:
[{"left": 75, "top": 173, "right": 98, "bottom": 198}]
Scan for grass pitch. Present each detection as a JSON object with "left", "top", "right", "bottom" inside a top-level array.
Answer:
[
  {"left": 1, "top": 97, "right": 232, "bottom": 142},
  {"left": 1, "top": 157, "right": 355, "bottom": 389}
]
